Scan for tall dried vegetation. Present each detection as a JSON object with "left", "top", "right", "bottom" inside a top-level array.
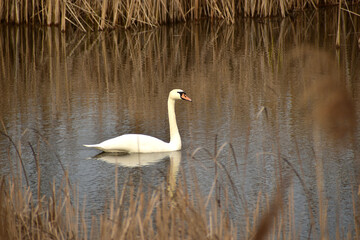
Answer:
[
  {"left": 0, "top": 9, "right": 359, "bottom": 240},
  {"left": 0, "top": 0, "right": 358, "bottom": 31}
]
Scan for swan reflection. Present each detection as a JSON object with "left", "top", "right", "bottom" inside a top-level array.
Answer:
[
  {"left": 92, "top": 151, "right": 181, "bottom": 196},
  {"left": 92, "top": 151, "right": 180, "bottom": 168}
]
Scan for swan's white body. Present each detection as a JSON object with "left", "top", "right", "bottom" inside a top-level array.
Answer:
[{"left": 84, "top": 89, "right": 191, "bottom": 153}]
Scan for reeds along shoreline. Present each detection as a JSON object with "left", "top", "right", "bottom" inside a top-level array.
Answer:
[{"left": 0, "top": 0, "right": 357, "bottom": 31}]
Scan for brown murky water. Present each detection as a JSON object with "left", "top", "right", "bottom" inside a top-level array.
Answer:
[{"left": 1, "top": 9, "right": 360, "bottom": 238}]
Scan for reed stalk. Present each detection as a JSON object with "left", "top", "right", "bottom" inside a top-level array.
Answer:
[
  {"left": 61, "top": 0, "right": 66, "bottom": 31},
  {"left": 41, "top": 0, "right": 44, "bottom": 24},
  {"left": 112, "top": 0, "right": 120, "bottom": 27},
  {"left": 336, "top": 0, "right": 342, "bottom": 47},
  {"left": 46, "top": 0, "right": 52, "bottom": 25},
  {"left": 99, "top": 0, "right": 108, "bottom": 30},
  {"left": 54, "top": 0, "right": 60, "bottom": 25},
  {"left": 32, "top": 0, "right": 35, "bottom": 23},
  {"left": 15, "top": 0, "right": 19, "bottom": 24},
  {"left": 0, "top": 1, "right": 3, "bottom": 22}
]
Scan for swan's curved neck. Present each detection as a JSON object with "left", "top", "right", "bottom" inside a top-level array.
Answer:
[{"left": 168, "top": 97, "right": 181, "bottom": 149}]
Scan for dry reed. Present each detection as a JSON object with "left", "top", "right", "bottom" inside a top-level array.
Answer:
[
  {"left": 0, "top": 9, "right": 359, "bottom": 239},
  {"left": 0, "top": 132, "right": 246, "bottom": 239},
  {"left": 1, "top": 132, "right": 358, "bottom": 239},
  {"left": 0, "top": 0, "right": 358, "bottom": 31}
]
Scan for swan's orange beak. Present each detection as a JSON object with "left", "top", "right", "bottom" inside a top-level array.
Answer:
[{"left": 181, "top": 93, "right": 192, "bottom": 102}]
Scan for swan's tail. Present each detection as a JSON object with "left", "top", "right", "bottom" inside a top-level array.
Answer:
[
  {"left": 83, "top": 144, "right": 103, "bottom": 150},
  {"left": 84, "top": 144, "right": 96, "bottom": 148}
]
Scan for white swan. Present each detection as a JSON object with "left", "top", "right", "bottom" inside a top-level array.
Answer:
[{"left": 84, "top": 89, "right": 191, "bottom": 153}]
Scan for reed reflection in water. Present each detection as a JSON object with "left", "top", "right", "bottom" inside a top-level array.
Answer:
[{"left": 0, "top": 9, "right": 360, "bottom": 238}]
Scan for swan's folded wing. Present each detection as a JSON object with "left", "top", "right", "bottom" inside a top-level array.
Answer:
[{"left": 88, "top": 134, "right": 177, "bottom": 153}]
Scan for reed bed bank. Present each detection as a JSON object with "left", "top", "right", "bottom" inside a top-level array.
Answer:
[{"left": 0, "top": 0, "right": 359, "bottom": 31}]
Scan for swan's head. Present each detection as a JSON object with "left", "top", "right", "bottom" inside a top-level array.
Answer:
[{"left": 169, "top": 89, "right": 192, "bottom": 102}]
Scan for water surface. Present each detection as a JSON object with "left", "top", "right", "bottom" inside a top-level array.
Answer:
[{"left": 1, "top": 9, "right": 360, "bottom": 238}]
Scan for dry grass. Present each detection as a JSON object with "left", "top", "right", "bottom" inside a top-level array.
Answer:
[
  {"left": 0, "top": 128, "right": 359, "bottom": 239},
  {"left": 0, "top": 8, "right": 359, "bottom": 239},
  {"left": 0, "top": 0, "right": 358, "bottom": 31},
  {"left": 0, "top": 133, "right": 250, "bottom": 239}
]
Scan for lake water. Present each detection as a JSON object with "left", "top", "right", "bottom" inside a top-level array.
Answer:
[{"left": 0, "top": 8, "right": 359, "bottom": 238}]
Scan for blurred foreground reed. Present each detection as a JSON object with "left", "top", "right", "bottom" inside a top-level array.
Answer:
[{"left": 0, "top": 0, "right": 359, "bottom": 31}]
